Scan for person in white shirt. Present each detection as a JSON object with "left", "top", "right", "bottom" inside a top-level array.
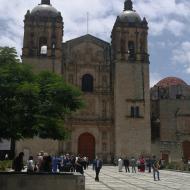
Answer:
[
  {"left": 27, "top": 156, "right": 35, "bottom": 172},
  {"left": 118, "top": 157, "right": 123, "bottom": 172}
]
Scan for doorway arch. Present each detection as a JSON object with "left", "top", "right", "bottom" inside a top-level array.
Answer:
[
  {"left": 78, "top": 133, "right": 95, "bottom": 161},
  {"left": 183, "top": 141, "right": 190, "bottom": 160}
]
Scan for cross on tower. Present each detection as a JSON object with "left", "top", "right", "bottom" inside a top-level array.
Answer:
[
  {"left": 41, "top": 0, "right": 50, "bottom": 5},
  {"left": 124, "top": 0, "right": 133, "bottom": 11}
]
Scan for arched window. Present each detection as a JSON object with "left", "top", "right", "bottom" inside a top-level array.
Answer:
[
  {"left": 128, "top": 41, "right": 135, "bottom": 59},
  {"left": 40, "top": 46, "right": 47, "bottom": 55},
  {"left": 82, "top": 74, "right": 93, "bottom": 92},
  {"left": 39, "top": 37, "right": 47, "bottom": 55}
]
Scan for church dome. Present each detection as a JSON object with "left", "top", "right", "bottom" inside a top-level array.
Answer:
[
  {"left": 31, "top": 0, "right": 59, "bottom": 17},
  {"left": 118, "top": 0, "right": 141, "bottom": 23},
  {"left": 156, "top": 77, "right": 187, "bottom": 88},
  {"left": 119, "top": 10, "right": 141, "bottom": 23}
]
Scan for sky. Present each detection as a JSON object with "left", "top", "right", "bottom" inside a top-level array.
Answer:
[{"left": 0, "top": 0, "right": 190, "bottom": 87}]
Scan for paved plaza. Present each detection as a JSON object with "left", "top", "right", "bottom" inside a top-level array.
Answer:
[{"left": 84, "top": 166, "right": 190, "bottom": 190}]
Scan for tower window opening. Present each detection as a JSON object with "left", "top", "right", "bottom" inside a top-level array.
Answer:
[
  {"left": 128, "top": 41, "right": 135, "bottom": 59},
  {"left": 131, "top": 106, "right": 135, "bottom": 117},
  {"left": 82, "top": 74, "right": 93, "bottom": 92},
  {"left": 39, "top": 37, "right": 47, "bottom": 55},
  {"left": 131, "top": 106, "right": 140, "bottom": 118},
  {"left": 40, "top": 45, "right": 47, "bottom": 55},
  {"left": 135, "top": 106, "right": 140, "bottom": 117}
]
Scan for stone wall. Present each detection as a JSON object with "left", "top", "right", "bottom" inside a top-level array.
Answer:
[
  {"left": 0, "top": 172, "right": 85, "bottom": 190},
  {"left": 151, "top": 141, "right": 183, "bottom": 162},
  {"left": 15, "top": 137, "right": 59, "bottom": 161}
]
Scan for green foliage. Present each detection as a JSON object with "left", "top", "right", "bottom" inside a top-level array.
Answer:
[
  {"left": 0, "top": 47, "right": 20, "bottom": 66},
  {"left": 0, "top": 160, "right": 12, "bottom": 171},
  {"left": 0, "top": 47, "right": 84, "bottom": 141},
  {"left": 165, "top": 162, "right": 190, "bottom": 171}
]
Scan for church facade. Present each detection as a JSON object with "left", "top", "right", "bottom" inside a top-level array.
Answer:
[{"left": 16, "top": 0, "right": 190, "bottom": 163}]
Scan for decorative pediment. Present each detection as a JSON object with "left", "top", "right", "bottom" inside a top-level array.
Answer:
[
  {"left": 63, "top": 34, "right": 111, "bottom": 65},
  {"left": 65, "top": 34, "right": 110, "bottom": 48}
]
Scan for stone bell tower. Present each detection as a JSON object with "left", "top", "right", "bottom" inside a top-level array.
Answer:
[
  {"left": 22, "top": 0, "right": 63, "bottom": 74},
  {"left": 112, "top": 0, "right": 151, "bottom": 157}
]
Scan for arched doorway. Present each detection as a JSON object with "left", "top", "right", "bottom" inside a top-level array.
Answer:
[
  {"left": 183, "top": 141, "right": 190, "bottom": 160},
  {"left": 78, "top": 133, "right": 95, "bottom": 161}
]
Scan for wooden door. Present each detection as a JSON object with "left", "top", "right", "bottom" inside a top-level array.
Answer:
[
  {"left": 183, "top": 141, "right": 190, "bottom": 160},
  {"left": 162, "top": 153, "right": 169, "bottom": 163},
  {"left": 78, "top": 133, "right": 95, "bottom": 161}
]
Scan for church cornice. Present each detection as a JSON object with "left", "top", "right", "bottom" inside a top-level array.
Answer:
[{"left": 65, "top": 119, "right": 114, "bottom": 126}]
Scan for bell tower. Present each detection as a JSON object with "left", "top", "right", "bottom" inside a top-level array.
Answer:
[
  {"left": 22, "top": 0, "right": 63, "bottom": 74},
  {"left": 112, "top": 0, "right": 151, "bottom": 157}
]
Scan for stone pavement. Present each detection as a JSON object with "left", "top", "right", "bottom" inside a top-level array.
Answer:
[{"left": 84, "top": 166, "right": 190, "bottom": 190}]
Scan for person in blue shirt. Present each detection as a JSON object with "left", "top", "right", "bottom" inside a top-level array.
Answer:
[
  {"left": 93, "top": 156, "right": 103, "bottom": 182},
  {"left": 52, "top": 155, "right": 60, "bottom": 173}
]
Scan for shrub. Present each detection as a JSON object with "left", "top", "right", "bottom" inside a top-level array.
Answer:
[{"left": 0, "top": 160, "right": 12, "bottom": 171}]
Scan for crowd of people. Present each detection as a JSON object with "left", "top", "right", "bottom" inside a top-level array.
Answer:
[
  {"left": 12, "top": 151, "right": 90, "bottom": 174},
  {"left": 12, "top": 152, "right": 164, "bottom": 181},
  {"left": 12, "top": 151, "right": 103, "bottom": 182},
  {"left": 117, "top": 155, "right": 161, "bottom": 180}
]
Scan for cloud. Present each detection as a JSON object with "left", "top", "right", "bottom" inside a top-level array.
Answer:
[
  {"left": 167, "top": 20, "right": 185, "bottom": 36},
  {"left": 172, "top": 41, "right": 190, "bottom": 74},
  {"left": 150, "top": 72, "right": 162, "bottom": 87},
  {"left": 135, "top": 0, "right": 190, "bottom": 19},
  {"left": 0, "top": 0, "right": 190, "bottom": 56},
  {"left": 135, "top": 0, "right": 190, "bottom": 36}
]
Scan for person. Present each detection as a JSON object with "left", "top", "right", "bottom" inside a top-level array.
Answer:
[
  {"left": 83, "top": 156, "right": 87, "bottom": 170},
  {"left": 27, "top": 156, "right": 35, "bottom": 173},
  {"left": 188, "top": 158, "right": 190, "bottom": 171},
  {"left": 75, "top": 156, "right": 84, "bottom": 175},
  {"left": 70, "top": 155, "right": 76, "bottom": 172},
  {"left": 52, "top": 155, "right": 60, "bottom": 173},
  {"left": 123, "top": 156, "right": 130, "bottom": 172},
  {"left": 12, "top": 152, "right": 24, "bottom": 172},
  {"left": 146, "top": 156, "right": 152, "bottom": 173},
  {"left": 137, "top": 158, "right": 140, "bottom": 172},
  {"left": 63, "top": 153, "right": 72, "bottom": 172},
  {"left": 118, "top": 157, "right": 123, "bottom": 172},
  {"left": 86, "top": 157, "right": 89, "bottom": 169},
  {"left": 5, "top": 153, "right": 8, "bottom": 160},
  {"left": 37, "top": 151, "right": 44, "bottom": 172},
  {"left": 152, "top": 156, "right": 160, "bottom": 181},
  {"left": 139, "top": 156, "right": 145, "bottom": 172},
  {"left": 92, "top": 159, "right": 95, "bottom": 170},
  {"left": 93, "top": 156, "right": 103, "bottom": 182},
  {"left": 130, "top": 157, "right": 136, "bottom": 173},
  {"left": 41, "top": 153, "right": 52, "bottom": 172}
]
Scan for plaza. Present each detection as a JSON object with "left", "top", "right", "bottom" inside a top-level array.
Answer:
[{"left": 85, "top": 166, "right": 190, "bottom": 190}]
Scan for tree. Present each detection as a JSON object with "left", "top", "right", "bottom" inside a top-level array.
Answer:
[
  {"left": 0, "top": 47, "right": 84, "bottom": 141},
  {"left": 0, "top": 47, "right": 20, "bottom": 66},
  {"left": 35, "top": 71, "right": 84, "bottom": 140}
]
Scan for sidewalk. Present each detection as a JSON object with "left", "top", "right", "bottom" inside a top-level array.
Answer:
[{"left": 85, "top": 166, "right": 190, "bottom": 190}]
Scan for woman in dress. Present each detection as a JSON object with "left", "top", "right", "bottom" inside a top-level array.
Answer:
[{"left": 140, "top": 156, "right": 145, "bottom": 172}]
